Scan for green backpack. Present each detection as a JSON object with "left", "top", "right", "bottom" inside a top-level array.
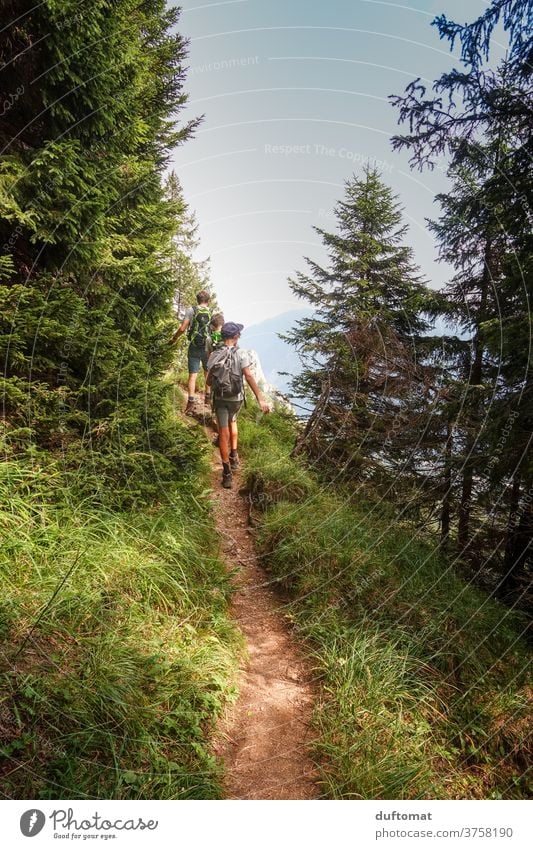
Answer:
[{"left": 187, "top": 306, "right": 211, "bottom": 348}]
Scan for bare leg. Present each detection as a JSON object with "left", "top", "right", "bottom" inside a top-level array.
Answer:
[
  {"left": 229, "top": 419, "right": 238, "bottom": 452},
  {"left": 218, "top": 425, "right": 230, "bottom": 464},
  {"left": 188, "top": 372, "right": 198, "bottom": 397}
]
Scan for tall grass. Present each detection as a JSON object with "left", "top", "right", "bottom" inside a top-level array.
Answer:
[
  {"left": 238, "top": 409, "right": 532, "bottom": 799},
  {"left": 0, "top": 449, "right": 241, "bottom": 799}
]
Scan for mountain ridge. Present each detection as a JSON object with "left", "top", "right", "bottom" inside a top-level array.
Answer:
[{"left": 241, "top": 308, "right": 311, "bottom": 395}]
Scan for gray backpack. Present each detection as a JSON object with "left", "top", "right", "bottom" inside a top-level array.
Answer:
[{"left": 209, "top": 347, "right": 244, "bottom": 399}]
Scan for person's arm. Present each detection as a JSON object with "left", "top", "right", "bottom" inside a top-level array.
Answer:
[
  {"left": 170, "top": 316, "right": 190, "bottom": 345},
  {"left": 242, "top": 366, "right": 270, "bottom": 413}
]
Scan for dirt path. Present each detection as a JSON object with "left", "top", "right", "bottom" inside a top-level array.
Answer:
[{"left": 206, "top": 427, "right": 319, "bottom": 800}]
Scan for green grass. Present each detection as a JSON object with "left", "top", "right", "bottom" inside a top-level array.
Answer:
[
  {"left": 0, "top": 442, "right": 241, "bottom": 799},
  {"left": 238, "top": 408, "right": 532, "bottom": 800}
]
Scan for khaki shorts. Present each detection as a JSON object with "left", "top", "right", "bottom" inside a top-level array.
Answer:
[{"left": 213, "top": 399, "right": 242, "bottom": 428}]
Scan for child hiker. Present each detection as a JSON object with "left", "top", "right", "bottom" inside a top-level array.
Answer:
[
  {"left": 205, "top": 312, "right": 224, "bottom": 405},
  {"left": 206, "top": 322, "right": 270, "bottom": 488}
]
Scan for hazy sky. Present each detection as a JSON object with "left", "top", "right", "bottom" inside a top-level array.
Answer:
[{"left": 171, "top": 0, "right": 506, "bottom": 328}]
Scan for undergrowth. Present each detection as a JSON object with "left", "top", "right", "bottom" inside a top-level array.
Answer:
[
  {"left": 238, "top": 408, "right": 532, "bottom": 800},
  {"left": 0, "top": 418, "right": 241, "bottom": 799}
]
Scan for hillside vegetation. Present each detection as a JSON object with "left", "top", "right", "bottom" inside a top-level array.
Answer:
[
  {"left": 239, "top": 408, "right": 531, "bottom": 799},
  {"left": 0, "top": 416, "right": 241, "bottom": 799},
  {"left": 0, "top": 1, "right": 242, "bottom": 799}
]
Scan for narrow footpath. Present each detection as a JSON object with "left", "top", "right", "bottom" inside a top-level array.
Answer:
[{"left": 204, "top": 412, "right": 319, "bottom": 799}]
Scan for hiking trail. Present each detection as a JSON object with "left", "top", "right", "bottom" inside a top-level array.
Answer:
[{"left": 193, "top": 403, "right": 319, "bottom": 799}]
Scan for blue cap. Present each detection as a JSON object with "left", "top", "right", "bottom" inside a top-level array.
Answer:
[{"left": 221, "top": 322, "right": 244, "bottom": 338}]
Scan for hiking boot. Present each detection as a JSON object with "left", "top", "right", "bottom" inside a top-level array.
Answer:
[
  {"left": 184, "top": 397, "right": 195, "bottom": 415},
  {"left": 229, "top": 451, "right": 240, "bottom": 471},
  {"left": 222, "top": 470, "right": 233, "bottom": 489}
]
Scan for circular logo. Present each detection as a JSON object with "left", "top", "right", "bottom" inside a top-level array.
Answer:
[{"left": 20, "top": 810, "right": 46, "bottom": 837}]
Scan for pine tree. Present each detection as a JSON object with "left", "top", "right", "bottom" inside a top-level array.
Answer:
[
  {"left": 483, "top": 189, "right": 533, "bottom": 593},
  {"left": 427, "top": 139, "right": 507, "bottom": 552},
  {"left": 391, "top": 1, "right": 532, "bottom": 592},
  {"left": 0, "top": 1, "right": 201, "bottom": 498},
  {"left": 166, "top": 171, "right": 210, "bottom": 318},
  {"left": 287, "top": 168, "right": 435, "bottom": 480},
  {"left": 390, "top": 1, "right": 532, "bottom": 169}
]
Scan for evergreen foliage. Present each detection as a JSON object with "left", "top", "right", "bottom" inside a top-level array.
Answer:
[
  {"left": 0, "top": 1, "right": 200, "bottom": 497},
  {"left": 286, "top": 168, "right": 437, "bottom": 480},
  {"left": 0, "top": 5, "right": 242, "bottom": 800},
  {"left": 166, "top": 170, "right": 210, "bottom": 319},
  {"left": 390, "top": 0, "right": 532, "bottom": 594},
  {"left": 165, "top": 170, "right": 214, "bottom": 376},
  {"left": 286, "top": 2, "right": 531, "bottom": 603}
]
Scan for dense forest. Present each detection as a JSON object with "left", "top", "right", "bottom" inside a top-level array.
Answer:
[
  {"left": 0, "top": 0, "right": 531, "bottom": 801},
  {"left": 0, "top": 0, "right": 205, "bottom": 493}
]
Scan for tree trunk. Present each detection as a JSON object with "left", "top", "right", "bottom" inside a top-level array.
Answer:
[
  {"left": 441, "top": 418, "right": 453, "bottom": 550},
  {"left": 292, "top": 377, "right": 331, "bottom": 459},
  {"left": 457, "top": 339, "right": 483, "bottom": 550},
  {"left": 501, "top": 478, "right": 532, "bottom": 598},
  {"left": 457, "top": 243, "right": 491, "bottom": 551}
]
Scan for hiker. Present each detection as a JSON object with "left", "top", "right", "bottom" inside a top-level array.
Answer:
[
  {"left": 170, "top": 290, "right": 211, "bottom": 414},
  {"left": 206, "top": 312, "right": 224, "bottom": 444},
  {"left": 206, "top": 322, "right": 270, "bottom": 488},
  {"left": 206, "top": 312, "right": 224, "bottom": 354}
]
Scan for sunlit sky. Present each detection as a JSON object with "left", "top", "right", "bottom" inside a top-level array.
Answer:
[{"left": 170, "top": 0, "right": 506, "bottom": 328}]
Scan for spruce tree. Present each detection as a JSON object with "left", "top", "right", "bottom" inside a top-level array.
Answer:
[
  {"left": 391, "top": 1, "right": 532, "bottom": 591},
  {"left": 166, "top": 171, "right": 210, "bottom": 319},
  {"left": 287, "top": 168, "right": 435, "bottom": 479},
  {"left": 0, "top": 1, "right": 200, "bottom": 498},
  {"left": 427, "top": 139, "right": 507, "bottom": 552}
]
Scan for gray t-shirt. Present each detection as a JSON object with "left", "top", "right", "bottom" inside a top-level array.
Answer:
[{"left": 207, "top": 346, "right": 251, "bottom": 401}]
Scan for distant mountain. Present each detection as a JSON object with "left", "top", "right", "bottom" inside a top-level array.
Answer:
[{"left": 241, "top": 309, "right": 311, "bottom": 396}]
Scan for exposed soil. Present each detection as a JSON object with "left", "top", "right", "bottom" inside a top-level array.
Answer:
[{"left": 200, "top": 407, "right": 319, "bottom": 800}]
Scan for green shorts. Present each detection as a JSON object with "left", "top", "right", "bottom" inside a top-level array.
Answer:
[{"left": 213, "top": 399, "right": 242, "bottom": 428}]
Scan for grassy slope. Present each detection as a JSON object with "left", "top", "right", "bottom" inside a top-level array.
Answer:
[
  {"left": 238, "top": 408, "right": 531, "bottom": 800},
  {"left": 0, "top": 417, "right": 241, "bottom": 799}
]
